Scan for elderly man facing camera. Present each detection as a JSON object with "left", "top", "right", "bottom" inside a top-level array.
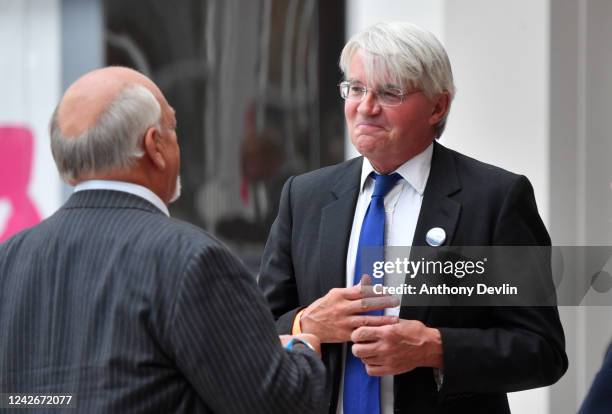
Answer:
[
  {"left": 259, "top": 22, "right": 567, "bottom": 413},
  {"left": 0, "top": 67, "right": 326, "bottom": 413}
]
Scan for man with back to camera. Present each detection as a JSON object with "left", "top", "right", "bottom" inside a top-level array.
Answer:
[
  {"left": 0, "top": 66, "right": 327, "bottom": 413},
  {"left": 258, "top": 22, "right": 568, "bottom": 413}
]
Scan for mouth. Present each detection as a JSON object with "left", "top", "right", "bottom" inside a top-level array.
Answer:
[{"left": 356, "top": 122, "right": 386, "bottom": 133}]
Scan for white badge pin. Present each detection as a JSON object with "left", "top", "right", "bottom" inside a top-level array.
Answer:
[{"left": 426, "top": 227, "right": 446, "bottom": 246}]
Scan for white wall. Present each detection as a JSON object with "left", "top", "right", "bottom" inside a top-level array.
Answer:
[
  {"left": 443, "top": 0, "right": 550, "bottom": 227},
  {"left": 0, "top": 0, "right": 62, "bottom": 218}
]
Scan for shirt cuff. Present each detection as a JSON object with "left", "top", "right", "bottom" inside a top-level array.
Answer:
[{"left": 292, "top": 309, "right": 306, "bottom": 335}]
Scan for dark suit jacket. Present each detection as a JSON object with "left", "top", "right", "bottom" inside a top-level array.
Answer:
[
  {"left": 258, "top": 142, "right": 568, "bottom": 413},
  {"left": 580, "top": 343, "right": 612, "bottom": 414},
  {"left": 0, "top": 190, "right": 326, "bottom": 413}
]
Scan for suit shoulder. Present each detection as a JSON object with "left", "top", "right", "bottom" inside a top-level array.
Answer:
[
  {"left": 445, "top": 146, "right": 525, "bottom": 190},
  {"left": 0, "top": 210, "right": 224, "bottom": 259},
  {"left": 150, "top": 216, "right": 229, "bottom": 253},
  {"left": 290, "top": 157, "right": 361, "bottom": 190}
]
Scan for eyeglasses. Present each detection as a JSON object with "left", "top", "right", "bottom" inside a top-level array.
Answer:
[{"left": 339, "top": 81, "right": 416, "bottom": 107}]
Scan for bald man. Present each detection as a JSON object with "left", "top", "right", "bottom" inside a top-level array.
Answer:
[{"left": 0, "top": 67, "right": 326, "bottom": 414}]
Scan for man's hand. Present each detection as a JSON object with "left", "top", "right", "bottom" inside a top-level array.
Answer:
[
  {"left": 300, "top": 275, "right": 400, "bottom": 343},
  {"left": 350, "top": 319, "right": 443, "bottom": 376},
  {"left": 280, "top": 333, "right": 322, "bottom": 356}
]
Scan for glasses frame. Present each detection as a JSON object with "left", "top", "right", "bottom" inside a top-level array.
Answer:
[{"left": 338, "top": 80, "right": 417, "bottom": 107}]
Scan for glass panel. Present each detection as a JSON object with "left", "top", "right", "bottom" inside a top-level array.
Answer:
[{"left": 104, "top": 0, "right": 346, "bottom": 272}]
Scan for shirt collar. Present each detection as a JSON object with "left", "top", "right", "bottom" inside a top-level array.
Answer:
[
  {"left": 359, "top": 142, "right": 433, "bottom": 196},
  {"left": 73, "top": 180, "right": 170, "bottom": 217}
]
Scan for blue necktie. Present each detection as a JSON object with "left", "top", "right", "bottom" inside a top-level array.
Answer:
[{"left": 343, "top": 172, "right": 402, "bottom": 414}]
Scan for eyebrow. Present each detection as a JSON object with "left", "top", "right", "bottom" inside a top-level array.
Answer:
[
  {"left": 381, "top": 83, "right": 401, "bottom": 89},
  {"left": 346, "top": 78, "right": 401, "bottom": 89}
]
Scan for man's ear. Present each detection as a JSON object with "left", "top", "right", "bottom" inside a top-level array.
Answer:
[
  {"left": 143, "top": 126, "right": 166, "bottom": 170},
  {"left": 428, "top": 91, "right": 450, "bottom": 126}
]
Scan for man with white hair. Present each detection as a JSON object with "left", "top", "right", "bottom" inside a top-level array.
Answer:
[
  {"left": 0, "top": 66, "right": 326, "bottom": 413},
  {"left": 259, "top": 22, "right": 567, "bottom": 413}
]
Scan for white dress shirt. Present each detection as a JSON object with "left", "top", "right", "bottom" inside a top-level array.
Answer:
[
  {"left": 337, "top": 143, "right": 433, "bottom": 414},
  {"left": 74, "top": 180, "right": 170, "bottom": 217}
]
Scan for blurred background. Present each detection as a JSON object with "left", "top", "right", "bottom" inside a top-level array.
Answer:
[{"left": 1, "top": 0, "right": 611, "bottom": 412}]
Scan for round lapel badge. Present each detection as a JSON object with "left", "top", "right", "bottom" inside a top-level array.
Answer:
[{"left": 426, "top": 227, "right": 446, "bottom": 247}]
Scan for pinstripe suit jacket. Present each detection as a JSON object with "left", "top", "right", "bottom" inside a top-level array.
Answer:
[{"left": 0, "top": 190, "right": 326, "bottom": 413}]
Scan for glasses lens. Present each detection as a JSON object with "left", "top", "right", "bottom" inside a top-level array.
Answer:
[
  {"left": 377, "top": 88, "right": 403, "bottom": 106},
  {"left": 340, "top": 81, "right": 367, "bottom": 101},
  {"left": 339, "top": 82, "right": 350, "bottom": 99},
  {"left": 348, "top": 83, "right": 365, "bottom": 99},
  {"left": 339, "top": 82, "right": 405, "bottom": 106}
]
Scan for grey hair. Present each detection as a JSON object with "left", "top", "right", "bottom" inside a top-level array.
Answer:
[
  {"left": 339, "top": 22, "right": 455, "bottom": 137},
  {"left": 50, "top": 84, "right": 161, "bottom": 182}
]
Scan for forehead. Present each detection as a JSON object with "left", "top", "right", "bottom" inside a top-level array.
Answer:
[{"left": 347, "top": 52, "right": 406, "bottom": 88}]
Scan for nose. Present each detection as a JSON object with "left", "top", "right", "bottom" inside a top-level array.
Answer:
[{"left": 356, "top": 90, "right": 381, "bottom": 116}]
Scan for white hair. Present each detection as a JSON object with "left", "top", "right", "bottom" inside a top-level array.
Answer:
[
  {"left": 339, "top": 22, "right": 455, "bottom": 137},
  {"left": 50, "top": 84, "right": 161, "bottom": 182}
]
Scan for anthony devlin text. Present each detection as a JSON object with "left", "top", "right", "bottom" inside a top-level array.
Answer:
[{"left": 374, "top": 283, "right": 518, "bottom": 296}]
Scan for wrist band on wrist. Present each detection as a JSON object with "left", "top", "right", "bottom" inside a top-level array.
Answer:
[
  {"left": 284, "top": 337, "right": 315, "bottom": 352},
  {"left": 292, "top": 309, "right": 306, "bottom": 334}
]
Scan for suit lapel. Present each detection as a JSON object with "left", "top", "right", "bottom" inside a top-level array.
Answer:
[
  {"left": 318, "top": 159, "right": 362, "bottom": 295},
  {"left": 402, "top": 142, "right": 462, "bottom": 321},
  {"left": 412, "top": 142, "right": 462, "bottom": 248}
]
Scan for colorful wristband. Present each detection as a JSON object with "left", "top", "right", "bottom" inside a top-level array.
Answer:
[{"left": 284, "top": 337, "right": 315, "bottom": 352}]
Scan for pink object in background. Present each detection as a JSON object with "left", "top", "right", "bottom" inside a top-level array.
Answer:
[{"left": 0, "top": 125, "right": 42, "bottom": 242}]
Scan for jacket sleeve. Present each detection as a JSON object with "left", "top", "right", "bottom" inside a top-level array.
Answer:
[
  {"left": 167, "top": 242, "right": 327, "bottom": 414},
  {"left": 579, "top": 343, "right": 612, "bottom": 413},
  {"left": 438, "top": 175, "right": 568, "bottom": 396},
  {"left": 258, "top": 177, "right": 305, "bottom": 334}
]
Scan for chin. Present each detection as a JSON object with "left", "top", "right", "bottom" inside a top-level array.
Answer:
[{"left": 353, "top": 140, "right": 383, "bottom": 158}]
